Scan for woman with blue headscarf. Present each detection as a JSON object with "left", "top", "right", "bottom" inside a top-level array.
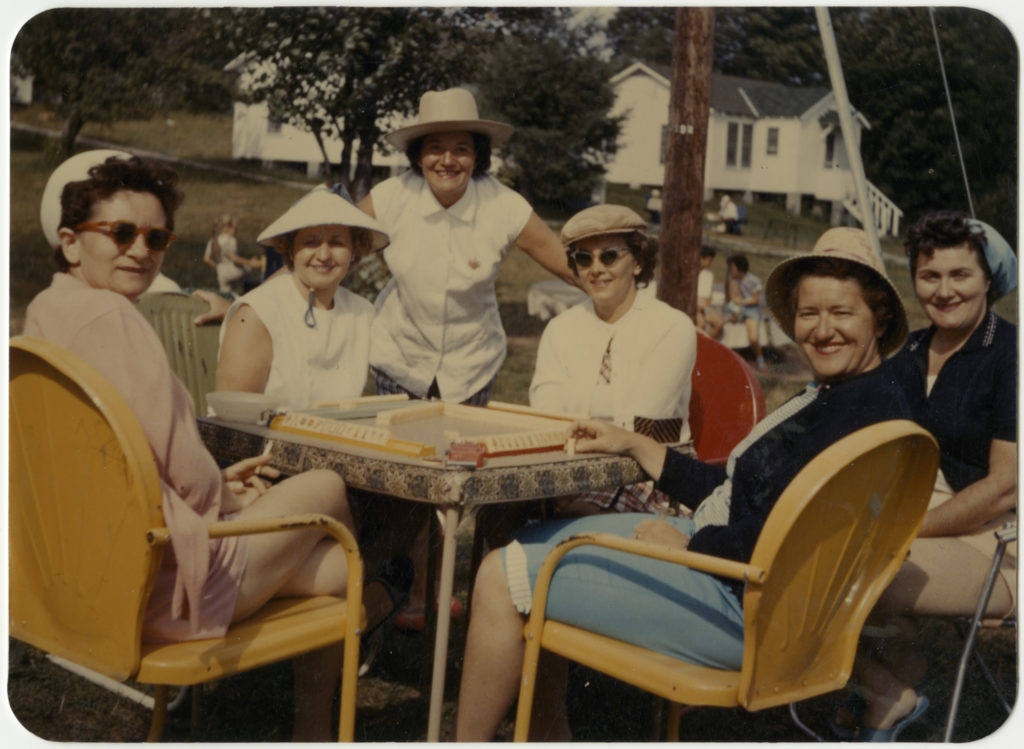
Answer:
[{"left": 832, "top": 211, "right": 1017, "bottom": 741}]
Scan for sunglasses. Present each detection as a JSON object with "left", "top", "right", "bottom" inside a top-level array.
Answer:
[
  {"left": 74, "top": 221, "right": 177, "bottom": 252},
  {"left": 568, "top": 247, "right": 630, "bottom": 269}
]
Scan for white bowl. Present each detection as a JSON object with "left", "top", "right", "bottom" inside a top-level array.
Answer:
[{"left": 206, "top": 391, "right": 280, "bottom": 423}]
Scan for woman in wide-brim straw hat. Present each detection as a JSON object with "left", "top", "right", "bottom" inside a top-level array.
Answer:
[
  {"left": 215, "top": 185, "right": 390, "bottom": 412},
  {"left": 357, "top": 87, "right": 574, "bottom": 631},
  {"left": 831, "top": 213, "right": 1018, "bottom": 741},
  {"left": 454, "top": 227, "right": 915, "bottom": 741}
]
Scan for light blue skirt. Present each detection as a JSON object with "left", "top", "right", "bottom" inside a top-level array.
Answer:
[{"left": 501, "top": 513, "right": 745, "bottom": 670}]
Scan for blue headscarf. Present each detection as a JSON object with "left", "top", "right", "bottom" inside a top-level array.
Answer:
[{"left": 969, "top": 219, "right": 1017, "bottom": 299}]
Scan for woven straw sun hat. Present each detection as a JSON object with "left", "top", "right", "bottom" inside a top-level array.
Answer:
[
  {"left": 257, "top": 186, "right": 390, "bottom": 255},
  {"left": 384, "top": 88, "right": 514, "bottom": 151},
  {"left": 765, "top": 227, "right": 909, "bottom": 357},
  {"left": 559, "top": 204, "right": 648, "bottom": 247},
  {"left": 40, "top": 149, "right": 133, "bottom": 248}
]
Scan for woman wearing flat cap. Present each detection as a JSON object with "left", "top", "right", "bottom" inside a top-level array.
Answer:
[
  {"left": 358, "top": 87, "right": 573, "bottom": 629},
  {"left": 831, "top": 212, "right": 1017, "bottom": 741},
  {"left": 215, "top": 185, "right": 389, "bottom": 411},
  {"left": 531, "top": 203, "right": 697, "bottom": 516},
  {"left": 455, "top": 227, "right": 915, "bottom": 740}
]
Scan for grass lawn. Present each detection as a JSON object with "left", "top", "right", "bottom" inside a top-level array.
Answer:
[{"left": 7, "top": 105, "right": 1018, "bottom": 743}]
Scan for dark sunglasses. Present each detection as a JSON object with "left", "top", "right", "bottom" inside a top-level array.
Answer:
[
  {"left": 568, "top": 247, "right": 630, "bottom": 269},
  {"left": 74, "top": 221, "right": 177, "bottom": 252}
]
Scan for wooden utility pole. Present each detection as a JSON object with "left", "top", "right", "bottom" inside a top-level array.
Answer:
[{"left": 658, "top": 7, "right": 715, "bottom": 317}]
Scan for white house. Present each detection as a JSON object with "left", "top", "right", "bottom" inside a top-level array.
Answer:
[{"left": 607, "top": 62, "right": 902, "bottom": 236}]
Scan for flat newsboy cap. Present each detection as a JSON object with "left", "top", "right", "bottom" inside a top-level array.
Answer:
[{"left": 560, "top": 204, "right": 648, "bottom": 247}]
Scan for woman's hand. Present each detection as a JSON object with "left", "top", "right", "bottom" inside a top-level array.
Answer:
[
  {"left": 631, "top": 518, "right": 690, "bottom": 549},
  {"left": 569, "top": 418, "right": 668, "bottom": 481},
  {"left": 220, "top": 454, "right": 281, "bottom": 512}
]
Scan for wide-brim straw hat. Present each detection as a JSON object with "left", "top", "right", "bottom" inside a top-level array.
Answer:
[
  {"left": 560, "top": 204, "right": 647, "bottom": 247},
  {"left": 257, "top": 186, "right": 390, "bottom": 254},
  {"left": 766, "top": 227, "right": 909, "bottom": 357},
  {"left": 40, "top": 149, "right": 132, "bottom": 248},
  {"left": 384, "top": 88, "right": 514, "bottom": 151}
]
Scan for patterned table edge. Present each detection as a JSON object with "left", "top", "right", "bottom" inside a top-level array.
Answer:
[{"left": 198, "top": 419, "right": 693, "bottom": 507}]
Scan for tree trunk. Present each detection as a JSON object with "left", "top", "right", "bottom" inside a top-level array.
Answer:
[
  {"left": 60, "top": 112, "right": 85, "bottom": 158},
  {"left": 351, "top": 129, "right": 378, "bottom": 200},
  {"left": 658, "top": 7, "right": 715, "bottom": 318}
]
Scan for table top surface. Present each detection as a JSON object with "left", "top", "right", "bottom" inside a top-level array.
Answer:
[{"left": 199, "top": 416, "right": 693, "bottom": 507}]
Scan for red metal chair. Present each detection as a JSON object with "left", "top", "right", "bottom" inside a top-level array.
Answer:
[{"left": 689, "top": 334, "right": 766, "bottom": 465}]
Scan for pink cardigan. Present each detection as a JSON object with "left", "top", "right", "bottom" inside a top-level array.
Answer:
[{"left": 23, "top": 273, "right": 246, "bottom": 641}]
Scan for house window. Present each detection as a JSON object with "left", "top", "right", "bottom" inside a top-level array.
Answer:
[
  {"left": 660, "top": 125, "right": 670, "bottom": 165},
  {"left": 766, "top": 127, "right": 779, "bottom": 155},
  {"left": 726, "top": 121, "right": 753, "bottom": 168},
  {"left": 267, "top": 118, "right": 282, "bottom": 135},
  {"left": 824, "top": 131, "right": 835, "bottom": 169}
]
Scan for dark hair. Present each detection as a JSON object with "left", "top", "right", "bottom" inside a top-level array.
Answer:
[
  {"left": 904, "top": 209, "right": 995, "bottom": 305},
  {"left": 785, "top": 257, "right": 901, "bottom": 353},
  {"left": 567, "top": 230, "right": 657, "bottom": 288},
  {"left": 406, "top": 131, "right": 492, "bottom": 178},
  {"left": 56, "top": 155, "right": 183, "bottom": 271},
  {"left": 727, "top": 253, "right": 749, "bottom": 274},
  {"left": 277, "top": 226, "right": 375, "bottom": 271},
  {"left": 700, "top": 244, "right": 716, "bottom": 259}
]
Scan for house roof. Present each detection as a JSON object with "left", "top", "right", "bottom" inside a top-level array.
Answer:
[{"left": 614, "top": 62, "right": 845, "bottom": 122}]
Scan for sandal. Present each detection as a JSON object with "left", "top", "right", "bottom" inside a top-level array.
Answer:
[
  {"left": 858, "top": 695, "right": 930, "bottom": 742},
  {"left": 358, "top": 556, "right": 413, "bottom": 676}
]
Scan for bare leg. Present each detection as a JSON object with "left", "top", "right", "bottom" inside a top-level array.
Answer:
[
  {"left": 745, "top": 317, "right": 764, "bottom": 368},
  {"left": 853, "top": 651, "right": 919, "bottom": 731},
  {"left": 455, "top": 550, "right": 529, "bottom": 740}
]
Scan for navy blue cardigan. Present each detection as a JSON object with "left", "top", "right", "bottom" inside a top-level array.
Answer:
[{"left": 655, "top": 359, "right": 912, "bottom": 583}]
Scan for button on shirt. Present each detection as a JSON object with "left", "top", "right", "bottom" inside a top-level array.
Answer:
[{"left": 369, "top": 172, "right": 533, "bottom": 402}]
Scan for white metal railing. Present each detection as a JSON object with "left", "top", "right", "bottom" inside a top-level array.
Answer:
[{"left": 843, "top": 178, "right": 904, "bottom": 237}]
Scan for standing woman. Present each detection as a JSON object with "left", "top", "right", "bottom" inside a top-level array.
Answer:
[
  {"left": 27, "top": 152, "right": 398, "bottom": 740},
  {"left": 358, "top": 88, "right": 574, "bottom": 627},
  {"left": 833, "top": 211, "right": 1017, "bottom": 741},
  {"left": 358, "top": 87, "right": 573, "bottom": 406}
]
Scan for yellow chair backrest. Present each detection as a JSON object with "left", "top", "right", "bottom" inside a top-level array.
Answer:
[
  {"left": 135, "top": 292, "right": 220, "bottom": 414},
  {"left": 737, "top": 419, "right": 939, "bottom": 711},
  {"left": 9, "top": 336, "right": 165, "bottom": 681}
]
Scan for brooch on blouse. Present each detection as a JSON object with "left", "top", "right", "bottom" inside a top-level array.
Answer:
[{"left": 468, "top": 257, "right": 480, "bottom": 270}]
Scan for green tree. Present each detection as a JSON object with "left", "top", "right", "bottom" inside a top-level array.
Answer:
[
  {"left": 222, "top": 6, "right": 488, "bottom": 197},
  {"left": 714, "top": 6, "right": 826, "bottom": 86},
  {"left": 478, "top": 30, "right": 622, "bottom": 211},
  {"left": 12, "top": 7, "right": 234, "bottom": 157},
  {"left": 605, "top": 6, "right": 676, "bottom": 67}
]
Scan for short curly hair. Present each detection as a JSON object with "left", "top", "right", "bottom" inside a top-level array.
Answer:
[
  {"left": 55, "top": 155, "right": 183, "bottom": 271},
  {"left": 567, "top": 230, "right": 657, "bottom": 288},
  {"left": 904, "top": 209, "right": 995, "bottom": 304}
]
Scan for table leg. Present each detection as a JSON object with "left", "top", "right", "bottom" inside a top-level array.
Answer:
[{"left": 427, "top": 504, "right": 461, "bottom": 741}]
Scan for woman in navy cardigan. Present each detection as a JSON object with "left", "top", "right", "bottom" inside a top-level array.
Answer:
[{"left": 454, "top": 228, "right": 913, "bottom": 741}]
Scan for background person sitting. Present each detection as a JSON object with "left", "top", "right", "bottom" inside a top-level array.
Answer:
[
  {"left": 454, "top": 227, "right": 912, "bottom": 741},
  {"left": 726, "top": 252, "right": 767, "bottom": 370},
  {"left": 696, "top": 244, "right": 725, "bottom": 338},
  {"left": 203, "top": 213, "right": 264, "bottom": 295}
]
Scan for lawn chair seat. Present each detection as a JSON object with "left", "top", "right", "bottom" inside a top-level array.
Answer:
[
  {"left": 136, "top": 292, "right": 220, "bottom": 415},
  {"left": 689, "top": 333, "right": 766, "bottom": 465},
  {"left": 513, "top": 419, "right": 939, "bottom": 741},
  {"left": 944, "top": 522, "right": 1017, "bottom": 741},
  {"left": 9, "top": 336, "right": 365, "bottom": 741}
]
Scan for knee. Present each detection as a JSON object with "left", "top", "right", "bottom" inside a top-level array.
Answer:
[
  {"left": 472, "top": 550, "right": 507, "bottom": 606},
  {"left": 308, "top": 469, "right": 349, "bottom": 518}
]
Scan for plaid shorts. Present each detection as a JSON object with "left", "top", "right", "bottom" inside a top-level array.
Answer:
[{"left": 570, "top": 481, "right": 689, "bottom": 516}]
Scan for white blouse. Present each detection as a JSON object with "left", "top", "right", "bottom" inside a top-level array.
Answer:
[{"left": 368, "top": 171, "right": 533, "bottom": 402}]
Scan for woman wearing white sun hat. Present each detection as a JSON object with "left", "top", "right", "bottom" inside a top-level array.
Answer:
[{"left": 215, "top": 185, "right": 390, "bottom": 411}]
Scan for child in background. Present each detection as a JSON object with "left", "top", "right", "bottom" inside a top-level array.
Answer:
[
  {"left": 696, "top": 245, "right": 724, "bottom": 338},
  {"left": 726, "top": 252, "right": 766, "bottom": 370}
]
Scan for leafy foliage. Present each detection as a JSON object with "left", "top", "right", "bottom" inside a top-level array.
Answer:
[{"left": 12, "top": 8, "right": 236, "bottom": 156}]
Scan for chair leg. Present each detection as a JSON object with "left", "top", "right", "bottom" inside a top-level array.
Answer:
[
  {"left": 788, "top": 701, "right": 826, "bottom": 742},
  {"left": 147, "top": 684, "right": 168, "bottom": 742},
  {"left": 943, "top": 531, "right": 1011, "bottom": 742}
]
